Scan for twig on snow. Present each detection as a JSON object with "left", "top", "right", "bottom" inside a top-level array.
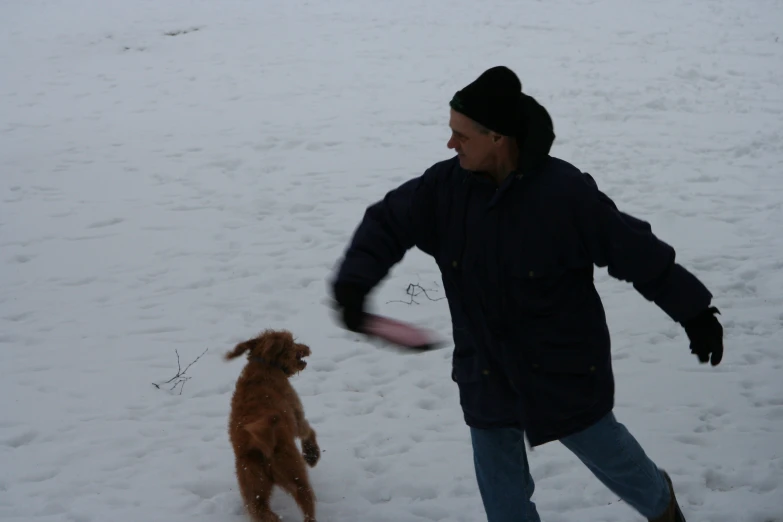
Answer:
[
  {"left": 386, "top": 283, "right": 446, "bottom": 305},
  {"left": 152, "top": 348, "right": 208, "bottom": 395}
]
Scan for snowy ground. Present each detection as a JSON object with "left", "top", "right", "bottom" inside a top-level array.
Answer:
[{"left": 2, "top": 0, "right": 782, "bottom": 520}]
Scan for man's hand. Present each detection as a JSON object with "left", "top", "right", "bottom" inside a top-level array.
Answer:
[
  {"left": 682, "top": 306, "right": 724, "bottom": 366},
  {"left": 332, "top": 282, "right": 369, "bottom": 333}
]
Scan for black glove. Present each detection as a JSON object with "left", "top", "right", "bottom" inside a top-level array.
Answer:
[
  {"left": 332, "top": 282, "right": 369, "bottom": 333},
  {"left": 681, "top": 306, "right": 724, "bottom": 366}
]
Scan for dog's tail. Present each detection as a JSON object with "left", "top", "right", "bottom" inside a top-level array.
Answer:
[
  {"left": 244, "top": 412, "right": 284, "bottom": 458},
  {"left": 224, "top": 339, "right": 255, "bottom": 361}
]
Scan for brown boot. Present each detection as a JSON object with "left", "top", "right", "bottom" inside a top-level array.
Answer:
[{"left": 649, "top": 471, "right": 686, "bottom": 522}]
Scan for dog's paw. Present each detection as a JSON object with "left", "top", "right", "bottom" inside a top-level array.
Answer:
[{"left": 302, "top": 439, "right": 320, "bottom": 467}]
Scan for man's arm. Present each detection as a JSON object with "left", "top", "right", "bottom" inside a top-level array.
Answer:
[
  {"left": 571, "top": 172, "right": 712, "bottom": 324},
  {"left": 330, "top": 167, "right": 439, "bottom": 329}
]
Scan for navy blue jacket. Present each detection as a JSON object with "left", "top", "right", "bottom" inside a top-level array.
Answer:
[{"left": 332, "top": 154, "right": 713, "bottom": 446}]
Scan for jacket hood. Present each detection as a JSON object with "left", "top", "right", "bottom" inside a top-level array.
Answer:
[{"left": 517, "top": 93, "right": 555, "bottom": 173}]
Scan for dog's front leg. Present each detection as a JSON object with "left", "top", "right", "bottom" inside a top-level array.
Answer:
[
  {"left": 301, "top": 434, "right": 320, "bottom": 467},
  {"left": 296, "top": 414, "right": 320, "bottom": 467},
  {"left": 301, "top": 428, "right": 320, "bottom": 467}
]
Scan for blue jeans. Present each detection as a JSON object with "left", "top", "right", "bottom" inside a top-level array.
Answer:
[{"left": 470, "top": 411, "right": 671, "bottom": 521}]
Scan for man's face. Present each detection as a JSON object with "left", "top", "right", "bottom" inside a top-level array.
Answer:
[{"left": 447, "top": 109, "right": 498, "bottom": 172}]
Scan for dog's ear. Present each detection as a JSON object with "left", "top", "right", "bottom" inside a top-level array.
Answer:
[
  {"left": 244, "top": 414, "right": 280, "bottom": 458},
  {"left": 224, "top": 339, "right": 257, "bottom": 361}
]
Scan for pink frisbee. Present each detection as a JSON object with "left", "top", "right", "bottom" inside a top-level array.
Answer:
[{"left": 362, "top": 314, "right": 443, "bottom": 351}]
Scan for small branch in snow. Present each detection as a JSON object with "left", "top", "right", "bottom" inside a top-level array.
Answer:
[
  {"left": 152, "top": 348, "right": 208, "bottom": 395},
  {"left": 386, "top": 283, "right": 446, "bottom": 305}
]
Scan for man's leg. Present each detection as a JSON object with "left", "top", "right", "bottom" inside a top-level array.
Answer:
[
  {"left": 559, "top": 411, "right": 676, "bottom": 519},
  {"left": 469, "top": 426, "right": 541, "bottom": 522}
]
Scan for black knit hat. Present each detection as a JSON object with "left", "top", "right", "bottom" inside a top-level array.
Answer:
[
  {"left": 450, "top": 66, "right": 556, "bottom": 171},
  {"left": 449, "top": 66, "right": 522, "bottom": 136}
]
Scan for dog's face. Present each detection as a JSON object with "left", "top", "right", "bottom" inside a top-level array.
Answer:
[{"left": 226, "top": 329, "right": 311, "bottom": 376}]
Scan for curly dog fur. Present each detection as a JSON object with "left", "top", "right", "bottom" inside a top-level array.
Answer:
[{"left": 225, "top": 329, "right": 320, "bottom": 522}]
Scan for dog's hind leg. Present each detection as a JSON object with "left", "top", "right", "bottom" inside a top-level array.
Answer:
[
  {"left": 235, "top": 457, "right": 279, "bottom": 522},
  {"left": 280, "top": 478, "right": 316, "bottom": 522},
  {"left": 246, "top": 505, "right": 281, "bottom": 522},
  {"left": 271, "top": 443, "right": 317, "bottom": 522}
]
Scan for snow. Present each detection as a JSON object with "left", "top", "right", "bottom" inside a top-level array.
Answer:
[{"left": 1, "top": 0, "right": 782, "bottom": 520}]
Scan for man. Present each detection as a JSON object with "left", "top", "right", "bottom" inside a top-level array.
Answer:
[{"left": 329, "top": 66, "right": 723, "bottom": 522}]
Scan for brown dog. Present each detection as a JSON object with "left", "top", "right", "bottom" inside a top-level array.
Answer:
[{"left": 225, "top": 329, "right": 320, "bottom": 522}]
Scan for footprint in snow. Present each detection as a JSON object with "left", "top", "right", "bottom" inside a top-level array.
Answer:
[
  {"left": 381, "top": 409, "right": 401, "bottom": 419},
  {"left": 2, "top": 429, "right": 38, "bottom": 448},
  {"left": 674, "top": 434, "right": 708, "bottom": 447},
  {"left": 309, "top": 359, "right": 337, "bottom": 372},
  {"left": 363, "top": 458, "right": 392, "bottom": 475},
  {"left": 87, "top": 217, "right": 124, "bottom": 229},
  {"left": 20, "top": 468, "right": 60, "bottom": 483},
  {"left": 179, "top": 479, "right": 229, "bottom": 500},
  {"left": 449, "top": 482, "right": 474, "bottom": 498},
  {"left": 345, "top": 399, "right": 380, "bottom": 417},
  {"left": 427, "top": 383, "right": 455, "bottom": 400},
  {"left": 408, "top": 504, "right": 452, "bottom": 521},
  {"left": 8, "top": 253, "right": 35, "bottom": 263},
  {"left": 533, "top": 459, "right": 573, "bottom": 481},
  {"left": 416, "top": 398, "right": 441, "bottom": 411},
  {"left": 289, "top": 203, "right": 316, "bottom": 214}
]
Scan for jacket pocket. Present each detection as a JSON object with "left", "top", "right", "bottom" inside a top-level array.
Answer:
[
  {"left": 451, "top": 349, "right": 518, "bottom": 427},
  {"left": 451, "top": 352, "right": 481, "bottom": 384},
  {"left": 451, "top": 329, "right": 518, "bottom": 427},
  {"left": 525, "top": 344, "right": 601, "bottom": 423},
  {"left": 506, "top": 256, "right": 568, "bottom": 313},
  {"left": 506, "top": 259, "right": 596, "bottom": 342}
]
